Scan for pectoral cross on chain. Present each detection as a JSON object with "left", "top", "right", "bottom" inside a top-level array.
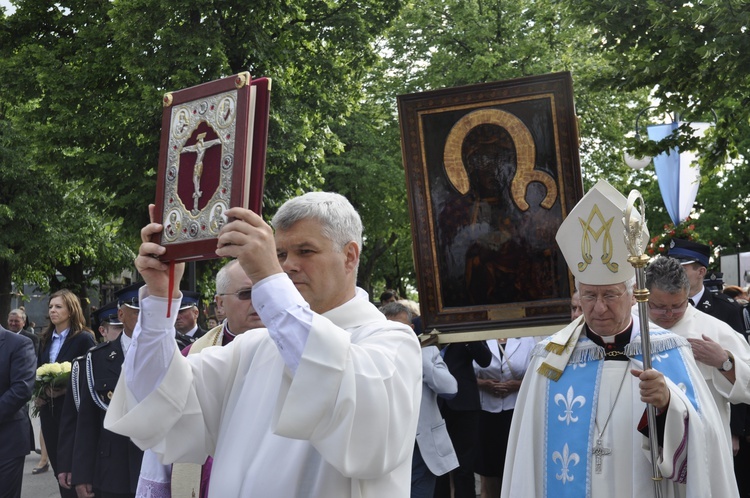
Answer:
[{"left": 592, "top": 438, "right": 611, "bottom": 474}]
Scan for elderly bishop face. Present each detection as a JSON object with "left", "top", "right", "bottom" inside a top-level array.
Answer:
[{"left": 556, "top": 180, "right": 647, "bottom": 336}]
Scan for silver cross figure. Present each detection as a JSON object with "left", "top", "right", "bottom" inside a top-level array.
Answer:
[{"left": 592, "top": 438, "right": 611, "bottom": 474}]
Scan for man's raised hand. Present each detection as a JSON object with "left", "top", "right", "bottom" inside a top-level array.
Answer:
[
  {"left": 216, "top": 207, "right": 284, "bottom": 284},
  {"left": 133, "top": 204, "right": 185, "bottom": 298}
]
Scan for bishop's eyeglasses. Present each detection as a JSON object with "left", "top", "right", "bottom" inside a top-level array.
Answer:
[{"left": 579, "top": 290, "right": 628, "bottom": 305}]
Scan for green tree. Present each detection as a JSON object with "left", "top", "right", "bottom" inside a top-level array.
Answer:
[
  {"left": 565, "top": 0, "right": 750, "bottom": 266},
  {"left": 0, "top": 0, "right": 404, "bottom": 306},
  {"left": 564, "top": 0, "right": 750, "bottom": 169},
  {"left": 324, "top": 82, "right": 414, "bottom": 298},
  {"left": 336, "top": 0, "right": 653, "bottom": 298}
]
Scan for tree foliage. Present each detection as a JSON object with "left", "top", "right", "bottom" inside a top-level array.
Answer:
[
  {"left": 2, "top": 0, "right": 749, "bottom": 321},
  {"left": 0, "top": 0, "right": 404, "bottom": 321},
  {"left": 564, "top": 0, "right": 750, "bottom": 168},
  {"left": 564, "top": 0, "right": 750, "bottom": 258}
]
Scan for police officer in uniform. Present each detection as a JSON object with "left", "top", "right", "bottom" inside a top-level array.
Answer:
[
  {"left": 174, "top": 291, "right": 207, "bottom": 351},
  {"left": 71, "top": 284, "right": 144, "bottom": 498}
]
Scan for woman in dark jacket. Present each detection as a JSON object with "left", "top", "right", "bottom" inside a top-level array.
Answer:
[
  {"left": 36, "top": 289, "right": 96, "bottom": 498},
  {"left": 434, "top": 341, "right": 492, "bottom": 498}
]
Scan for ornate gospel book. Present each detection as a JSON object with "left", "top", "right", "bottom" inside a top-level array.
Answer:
[{"left": 153, "top": 72, "right": 271, "bottom": 262}]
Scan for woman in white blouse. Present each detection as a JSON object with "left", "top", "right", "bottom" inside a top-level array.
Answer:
[{"left": 473, "top": 336, "right": 535, "bottom": 498}]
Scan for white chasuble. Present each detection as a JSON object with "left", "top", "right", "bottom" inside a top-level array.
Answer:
[{"left": 501, "top": 318, "right": 738, "bottom": 498}]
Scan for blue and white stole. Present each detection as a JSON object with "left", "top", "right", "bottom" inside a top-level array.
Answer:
[{"left": 541, "top": 328, "right": 697, "bottom": 498}]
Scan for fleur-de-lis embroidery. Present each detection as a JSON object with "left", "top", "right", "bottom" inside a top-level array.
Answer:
[
  {"left": 555, "top": 386, "right": 586, "bottom": 425},
  {"left": 651, "top": 352, "right": 669, "bottom": 363},
  {"left": 552, "top": 443, "right": 580, "bottom": 484}
]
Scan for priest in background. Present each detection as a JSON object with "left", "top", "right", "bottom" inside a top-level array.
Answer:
[{"left": 501, "top": 180, "right": 736, "bottom": 497}]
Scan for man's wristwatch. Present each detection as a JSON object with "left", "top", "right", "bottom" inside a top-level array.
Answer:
[{"left": 719, "top": 351, "right": 735, "bottom": 372}]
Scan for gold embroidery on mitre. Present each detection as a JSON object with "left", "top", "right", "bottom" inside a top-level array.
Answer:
[{"left": 577, "top": 204, "right": 618, "bottom": 273}]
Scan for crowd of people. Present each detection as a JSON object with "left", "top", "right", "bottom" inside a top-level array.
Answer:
[{"left": 3, "top": 186, "right": 750, "bottom": 498}]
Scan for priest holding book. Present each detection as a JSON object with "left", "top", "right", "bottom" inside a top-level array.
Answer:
[{"left": 105, "top": 192, "right": 422, "bottom": 497}]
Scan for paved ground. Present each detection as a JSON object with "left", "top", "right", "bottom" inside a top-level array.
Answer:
[{"left": 21, "top": 415, "right": 59, "bottom": 498}]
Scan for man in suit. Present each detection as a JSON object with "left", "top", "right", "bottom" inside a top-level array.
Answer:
[
  {"left": 174, "top": 291, "right": 207, "bottom": 350},
  {"left": 8, "top": 308, "right": 41, "bottom": 459},
  {"left": 0, "top": 325, "right": 37, "bottom": 498},
  {"left": 71, "top": 284, "right": 144, "bottom": 498},
  {"left": 8, "top": 308, "right": 40, "bottom": 355}
]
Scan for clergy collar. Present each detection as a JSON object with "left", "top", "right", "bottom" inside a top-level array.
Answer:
[
  {"left": 222, "top": 327, "right": 236, "bottom": 346},
  {"left": 223, "top": 321, "right": 237, "bottom": 337},
  {"left": 585, "top": 322, "right": 633, "bottom": 360}
]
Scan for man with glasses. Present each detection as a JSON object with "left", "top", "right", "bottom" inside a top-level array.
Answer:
[
  {"left": 502, "top": 180, "right": 735, "bottom": 497},
  {"left": 668, "top": 238, "right": 746, "bottom": 333},
  {"left": 105, "top": 193, "right": 422, "bottom": 497},
  {"left": 645, "top": 255, "right": 750, "bottom": 493}
]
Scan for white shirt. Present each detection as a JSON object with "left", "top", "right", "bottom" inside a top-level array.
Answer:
[
  {"left": 689, "top": 286, "right": 705, "bottom": 306},
  {"left": 474, "top": 337, "right": 535, "bottom": 412},
  {"left": 49, "top": 328, "right": 70, "bottom": 362}
]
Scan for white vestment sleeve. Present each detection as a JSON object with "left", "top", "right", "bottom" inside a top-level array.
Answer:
[
  {"left": 124, "top": 288, "right": 182, "bottom": 401},
  {"left": 703, "top": 320, "right": 750, "bottom": 404},
  {"left": 251, "top": 272, "right": 313, "bottom": 373},
  {"left": 647, "top": 358, "right": 739, "bottom": 498},
  {"left": 106, "top": 330, "right": 266, "bottom": 465}
]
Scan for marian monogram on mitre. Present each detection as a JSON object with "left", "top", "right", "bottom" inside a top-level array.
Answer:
[{"left": 162, "top": 92, "right": 237, "bottom": 244}]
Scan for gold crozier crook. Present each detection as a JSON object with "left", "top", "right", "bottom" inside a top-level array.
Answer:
[
  {"left": 442, "top": 108, "right": 557, "bottom": 211},
  {"left": 578, "top": 204, "right": 618, "bottom": 273}
]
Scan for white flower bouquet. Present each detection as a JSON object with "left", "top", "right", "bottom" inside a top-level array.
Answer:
[{"left": 31, "top": 361, "right": 72, "bottom": 416}]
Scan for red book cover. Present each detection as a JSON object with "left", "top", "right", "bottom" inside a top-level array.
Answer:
[{"left": 153, "top": 72, "right": 271, "bottom": 262}]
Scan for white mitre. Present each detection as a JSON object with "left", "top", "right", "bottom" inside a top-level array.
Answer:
[{"left": 555, "top": 179, "right": 648, "bottom": 286}]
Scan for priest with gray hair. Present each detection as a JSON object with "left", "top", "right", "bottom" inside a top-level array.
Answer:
[
  {"left": 105, "top": 192, "right": 422, "bottom": 498},
  {"left": 640, "top": 256, "right": 750, "bottom": 455}
]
